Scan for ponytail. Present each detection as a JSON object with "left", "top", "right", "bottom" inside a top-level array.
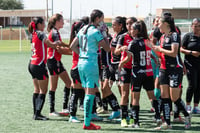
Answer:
[{"left": 28, "top": 17, "right": 44, "bottom": 34}]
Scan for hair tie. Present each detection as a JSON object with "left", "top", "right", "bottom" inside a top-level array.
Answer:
[{"left": 31, "top": 21, "right": 36, "bottom": 31}]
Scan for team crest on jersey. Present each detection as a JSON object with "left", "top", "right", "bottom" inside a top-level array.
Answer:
[
  {"left": 165, "top": 37, "right": 170, "bottom": 43},
  {"left": 126, "top": 40, "right": 131, "bottom": 44}
]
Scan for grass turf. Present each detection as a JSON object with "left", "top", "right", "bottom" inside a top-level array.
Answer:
[{"left": 0, "top": 40, "right": 200, "bottom": 133}]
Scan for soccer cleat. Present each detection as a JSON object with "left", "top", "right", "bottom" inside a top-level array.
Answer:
[
  {"left": 107, "top": 111, "right": 120, "bottom": 120},
  {"left": 186, "top": 105, "right": 192, "bottom": 114},
  {"left": 192, "top": 106, "right": 200, "bottom": 114},
  {"left": 49, "top": 111, "right": 61, "bottom": 117},
  {"left": 121, "top": 119, "right": 128, "bottom": 127},
  {"left": 91, "top": 113, "right": 103, "bottom": 121},
  {"left": 173, "top": 115, "right": 185, "bottom": 123},
  {"left": 156, "top": 119, "right": 162, "bottom": 126},
  {"left": 155, "top": 122, "right": 172, "bottom": 130},
  {"left": 97, "top": 107, "right": 109, "bottom": 114},
  {"left": 83, "top": 123, "right": 101, "bottom": 130},
  {"left": 59, "top": 109, "right": 70, "bottom": 116},
  {"left": 130, "top": 123, "right": 140, "bottom": 128},
  {"left": 129, "top": 118, "right": 134, "bottom": 125},
  {"left": 185, "top": 115, "right": 191, "bottom": 129},
  {"left": 69, "top": 116, "right": 81, "bottom": 123},
  {"left": 33, "top": 114, "right": 49, "bottom": 121}
]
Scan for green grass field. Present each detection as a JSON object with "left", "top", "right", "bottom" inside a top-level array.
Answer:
[{"left": 0, "top": 40, "right": 200, "bottom": 133}]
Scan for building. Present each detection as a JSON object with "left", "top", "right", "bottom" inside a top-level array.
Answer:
[
  {"left": 0, "top": 9, "right": 46, "bottom": 28},
  {"left": 156, "top": 8, "right": 200, "bottom": 32}
]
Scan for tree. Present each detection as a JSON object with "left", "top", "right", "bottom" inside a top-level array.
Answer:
[{"left": 0, "top": 0, "right": 24, "bottom": 10}]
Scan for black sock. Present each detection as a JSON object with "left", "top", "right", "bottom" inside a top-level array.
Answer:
[
  {"left": 121, "top": 105, "right": 128, "bottom": 119},
  {"left": 130, "top": 103, "right": 132, "bottom": 109},
  {"left": 131, "top": 105, "right": 139, "bottom": 124},
  {"left": 173, "top": 104, "right": 180, "bottom": 119},
  {"left": 153, "top": 100, "right": 161, "bottom": 119},
  {"left": 33, "top": 93, "right": 39, "bottom": 114},
  {"left": 63, "top": 87, "right": 70, "bottom": 109},
  {"left": 174, "top": 98, "right": 189, "bottom": 117},
  {"left": 162, "top": 98, "right": 171, "bottom": 125},
  {"left": 79, "top": 89, "right": 85, "bottom": 107},
  {"left": 69, "top": 89, "right": 79, "bottom": 116},
  {"left": 95, "top": 92, "right": 103, "bottom": 107},
  {"left": 107, "top": 93, "right": 120, "bottom": 111},
  {"left": 35, "top": 94, "right": 46, "bottom": 116},
  {"left": 102, "top": 97, "right": 108, "bottom": 111},
  {"left": 49, "top": 91, "right": 55, "bottom": 113},
  {"left": 92, "top": 97, "right": 97, "bottom": 114}
]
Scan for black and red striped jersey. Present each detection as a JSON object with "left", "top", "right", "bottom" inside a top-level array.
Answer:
[
  {"left": 128, "top": 38, "right": 153, "bottom": 77},
  {"left": 30, "top": 30, "right": 47, "bottom": 65},
  {"left": 160, "top": 32, "right": 183, "bottom": 69},
  {"left": 48, "top": 28, "right": 62, "bottom": 61}
]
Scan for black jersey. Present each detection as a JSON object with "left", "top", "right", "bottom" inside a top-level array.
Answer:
[
  {"left": 128, "top": 38, "right": 153, "bottom": 77},
  {"left": 160, "top": 32, "right": 183, "bottom": 69},
  {"left": 182, "top": 32, "right": 200, "bottom": 65},
  {"left": 110, "top": 31, "right": 124, "bottom": 64},
  {"left": 153, "top": 27, "right": 162, "bottom": 41},
  {"left": 101, "top": 34, "right": 112, "bottom": 67}
]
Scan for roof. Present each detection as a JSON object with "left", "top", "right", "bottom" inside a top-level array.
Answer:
[{"left": 0, "top": 9, "right": 46, "bottom": 17}]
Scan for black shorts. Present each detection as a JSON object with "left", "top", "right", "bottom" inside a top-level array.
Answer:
[
  {"left": 102, "top": 66, "right": 111, "bottom": 80},
  {"left": 159, "top": 68, "right": 183, "bottom": 88},
  {"left": 47, "top": 58, "right": 66, "bottom": 75},
  {"left": 131, "top": 75, "right": 154, "bottom": 92},
  {"left": 28, "top": 62, "right": 49, "bottom": 80},
  {"left": 70, "top": 68, "right": 81, "bottom": 84},
  {"left": 119, "top": 68, "right": 131, "bottom": 84},
  {"left": 110, "top": 64, "right": 119, "bottom": 82}
]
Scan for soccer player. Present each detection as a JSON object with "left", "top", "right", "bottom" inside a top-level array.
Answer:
[
  {"left": 180, "top": 18, "right": 200, "bottom": 114},
  {"left": 100, "top": 16, "right": 127, "bottom": 120},
  {"left": 114, "top": 17, "right": 137, "bottom": 127},
  {"left": 153, "top": 13, "right": 191, "bottom": 130},
  {"left": 47, "top": 13, "right": 71, "bottom": 116},
  {"left": 119, "top": 20, "right": 161, "bottom": 128},
  {"left": 28, "top": 17, "right": 61, "bottom": 120},
  {"left": 67, "top": 16, "right": 89, "bottom": 122},
  {"left": 70, "top": 9, "right": 110, "bottom": 130}
]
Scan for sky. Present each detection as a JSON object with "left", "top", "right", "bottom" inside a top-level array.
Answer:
[{"left": 22, "top": 0, "right": 200, "bottom": 19}]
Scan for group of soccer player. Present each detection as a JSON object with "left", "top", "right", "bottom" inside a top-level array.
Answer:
[{"left": 28, "top": 9, "right": 200, "bottom": 130}]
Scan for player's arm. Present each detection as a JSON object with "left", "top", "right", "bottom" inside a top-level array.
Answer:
[
  {"left": 119, "top": 51, "right": 131, "bottom": 69},
  {"left": 56, "top": 46, "right": 72, "bottom": 55},
  {"left": 99, "top": 38, "right": 110, "bottom": 52},
  {"left": 44, "top": 39, "right": 59, "bottom": 49},
  {"left": 70, "top": 37, "right": 79, "bottom": 54}
]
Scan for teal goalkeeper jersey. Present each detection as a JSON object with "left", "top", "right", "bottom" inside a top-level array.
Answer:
[{"left": 77, "top": 25, "right": 104, "bottom": 63}]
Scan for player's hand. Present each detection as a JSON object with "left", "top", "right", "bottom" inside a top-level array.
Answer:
[
  {"left": 120, "top": 46, "right": 128, "bottom": 52},
  {"left": 97, "top": 22, "right": 108, "bottom": 38},
  {"left": 152, "top": 45, "right": 161, "bottom": 52}
]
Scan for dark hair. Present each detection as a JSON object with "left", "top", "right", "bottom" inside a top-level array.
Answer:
[
  {"left": 161, "top": 12, "right": 176, "bottom": 32},
  {"left": 113, "top": 16, "right": 127, "bottom": 33},
  {"left": 132, "top": 20, "right": 148, "bottom": 39},
  {"left": 192, "top": 18, "right": 200, "bottom": 25},
  {"left": 69, "top": 16, "right": 89, "bottom": 44},
  {"left": 80, "top": 16, "right": 89, "bottom": 25},
  {"left": 128, "top": 17, "right": 137, "bottom": 23},
  {"left": 84, "top": 9, "right": 104, "bottom": 34},
  {"left": 47, "top": 13, "right": 63, "bottom": 32},
  {"left": 28, "top": 17, "right": 44, "bottom": 33}
]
